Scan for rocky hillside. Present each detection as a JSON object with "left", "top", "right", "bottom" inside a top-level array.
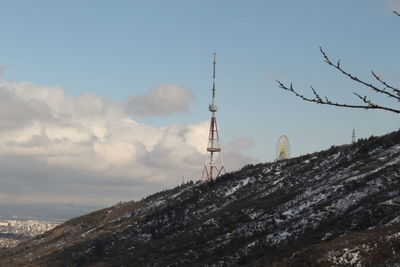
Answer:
[{"left": 1, "top": 130, "right": 400, "bottom": 266}]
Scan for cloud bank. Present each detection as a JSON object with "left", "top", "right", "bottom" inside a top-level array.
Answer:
[
  {"left": 0, "top": 80, "right": 257, "bottom": 206},
  {"left": 126, "top": 84, "right": 195, "bottom": 116}
]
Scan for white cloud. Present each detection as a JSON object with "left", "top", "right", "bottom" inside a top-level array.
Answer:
[
  {"left": 224, "top": 138, "right": 255, "bottom": 151},
  {"left": 126, "top": 84, "right": 195, "bottom": 116},
  {"left": 0, "top": 85, "right": 53, "bottom": 130},
  {"left": 0, "top": 80, "right": 256, "bottom": 206}
]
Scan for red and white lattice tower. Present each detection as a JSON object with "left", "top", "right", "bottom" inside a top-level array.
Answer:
[{"left": 202, "top": 53, "right": 226, "bottom": 180}]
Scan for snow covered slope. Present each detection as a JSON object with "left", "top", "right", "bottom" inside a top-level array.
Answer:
[{"left": 1, "top": 130, "right": 400, "bottom": 266}]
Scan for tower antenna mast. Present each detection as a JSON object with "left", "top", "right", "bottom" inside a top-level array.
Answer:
[
  {"left": 212, "top": 53, "right": 216, "bottom": 105},
  {"left": 202, "top": 53, "right": 226, "bottom": 180}
]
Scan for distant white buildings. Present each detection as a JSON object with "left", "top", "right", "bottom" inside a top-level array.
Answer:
[
  {"left": 0, "top": 219, "right": 60, "bottom": 248},
  {"left": 3, "top": 219, "right": 58, "bottom": 234}
]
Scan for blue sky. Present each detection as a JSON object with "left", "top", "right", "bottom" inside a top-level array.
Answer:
[
  {"left": 1, "top": 0, "right": 400, "bottom": 158},
  {"left": 0, "top": 1, "right": 399, "bottom": 205}
]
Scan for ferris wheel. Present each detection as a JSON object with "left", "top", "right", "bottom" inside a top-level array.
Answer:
[{"left": 276, "top": 135, "right": 290, "bottom": 161}]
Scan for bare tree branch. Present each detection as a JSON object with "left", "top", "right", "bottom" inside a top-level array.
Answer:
[
  {"left": 276, "top": 80, "right": 400, "bottom": 114},
  {"left": 353, "top": 93, "right": 379, "bottom": 108},
  {"left": 319, "top": 47, "right": 400, "bottom": 101},
  {"left": 371, "top": 71, "right": 400, "bottom": 97},
  {"left": 276, "top": 11, "right": 400, "bottom": 114}
]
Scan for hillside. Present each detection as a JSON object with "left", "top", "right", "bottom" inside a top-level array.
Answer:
[{"left": 1, "top": 130, "right": 400, "bottom": 266}]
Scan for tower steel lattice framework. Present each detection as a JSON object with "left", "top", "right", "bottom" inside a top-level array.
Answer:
[
  {"left": 202, "top": 53, "right": 226, "bottom": 180},
  {"left": 352, "top": 129, "right": 356, "bottom": 144}
]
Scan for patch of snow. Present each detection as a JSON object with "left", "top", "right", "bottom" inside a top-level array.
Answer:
[
  {"left": 378, "top": 156, "right": 387, "bottom": 162},
  {"left": 203, "top": 218, "right": 219, "bottom": 228},
  {"left": 80, "top": 228, "right": 96, "bottom": 238},
  {"left": 111, "top": 212, "right": 133, "bottom": 223},
  {"left": 247, "top": 240, "right": 257, "bottom": 248},
  {"left": 266, "top": 230, "right": 290, "bottom": 245},
  {"left": 225, "top": 177, "right": 251, "bottom": 196},
  {"left": 150, "top": 199, "right": 165, "bottom": 207},
  {"left": 345, "top": 173, "right": 367, "bottom": 182},
  {"left": 138, "top": 233, "right": 152, "bottom": 242},
  {"left": 386, "top": 216, "right": 400, "bottom": 226},
  {"left": 321, "top": 231, "right": 333, "bottom": 241},
  {"left": 282, "top": 208, "right": 295, "bottom": 218},
  {"left": 170, "top": 191, "right": 184, "bottom": 199},
  {"left": 249, "top": 211, "right": 262, "bottom": 220},
  {"left": 387, "top": 231, "right": 400, "bottom": 240},
  {"left": 328, "top": 248, "right": 362, "bottom": 267},
  {"left": 272, "top": 177, "right": 284, "bottom": 186}
]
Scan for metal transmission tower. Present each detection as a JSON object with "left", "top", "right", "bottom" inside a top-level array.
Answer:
[
  {"left": 202, "top": 53, "right": 226, "bottom": 180},
  {"left": 352, "top": 129, "right": 356, "bottom": 144}
]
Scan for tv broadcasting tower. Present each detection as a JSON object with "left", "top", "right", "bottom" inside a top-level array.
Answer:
[{"left": 202, "top": 53, "right": 226, "bottom": 180}]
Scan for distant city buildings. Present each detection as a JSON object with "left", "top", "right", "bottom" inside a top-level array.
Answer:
[{"left": 0, "top": 219, "right": 59, "bottom": 248}]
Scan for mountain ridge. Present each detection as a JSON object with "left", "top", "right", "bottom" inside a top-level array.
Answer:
[{"left": 1, "top": 130, "right": 400, "bottom": 266}]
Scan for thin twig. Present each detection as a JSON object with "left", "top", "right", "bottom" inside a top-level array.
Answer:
[
  {"left": 371, "top": 71, "right": 400, "bottom": 96},
  {"left": 276, "top": 12, "right": 400, "bottom": 114},
  {"left": 319, "top": 47, "right": 400, "bottom": 101},
  {"left": 276, "top": 80, "right": 400, "bottom": 113}
]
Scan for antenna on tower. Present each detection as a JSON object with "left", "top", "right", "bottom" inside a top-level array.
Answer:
[
  {"left": 202, "top": 53, "right": 225, "bottom": 180},
  {"left": 209, "top": 53, "right": 218, "bottom": 113},
  {"left": 352, "top": 129, "right": 356, "bottom": 144},
  {"left": 212, "top": 52, "right": 216, "bottom": 103}
]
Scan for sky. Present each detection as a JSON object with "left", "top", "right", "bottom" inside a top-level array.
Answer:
[{"left": 0, "top": 0, "right": 399, "bottom": 207}]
